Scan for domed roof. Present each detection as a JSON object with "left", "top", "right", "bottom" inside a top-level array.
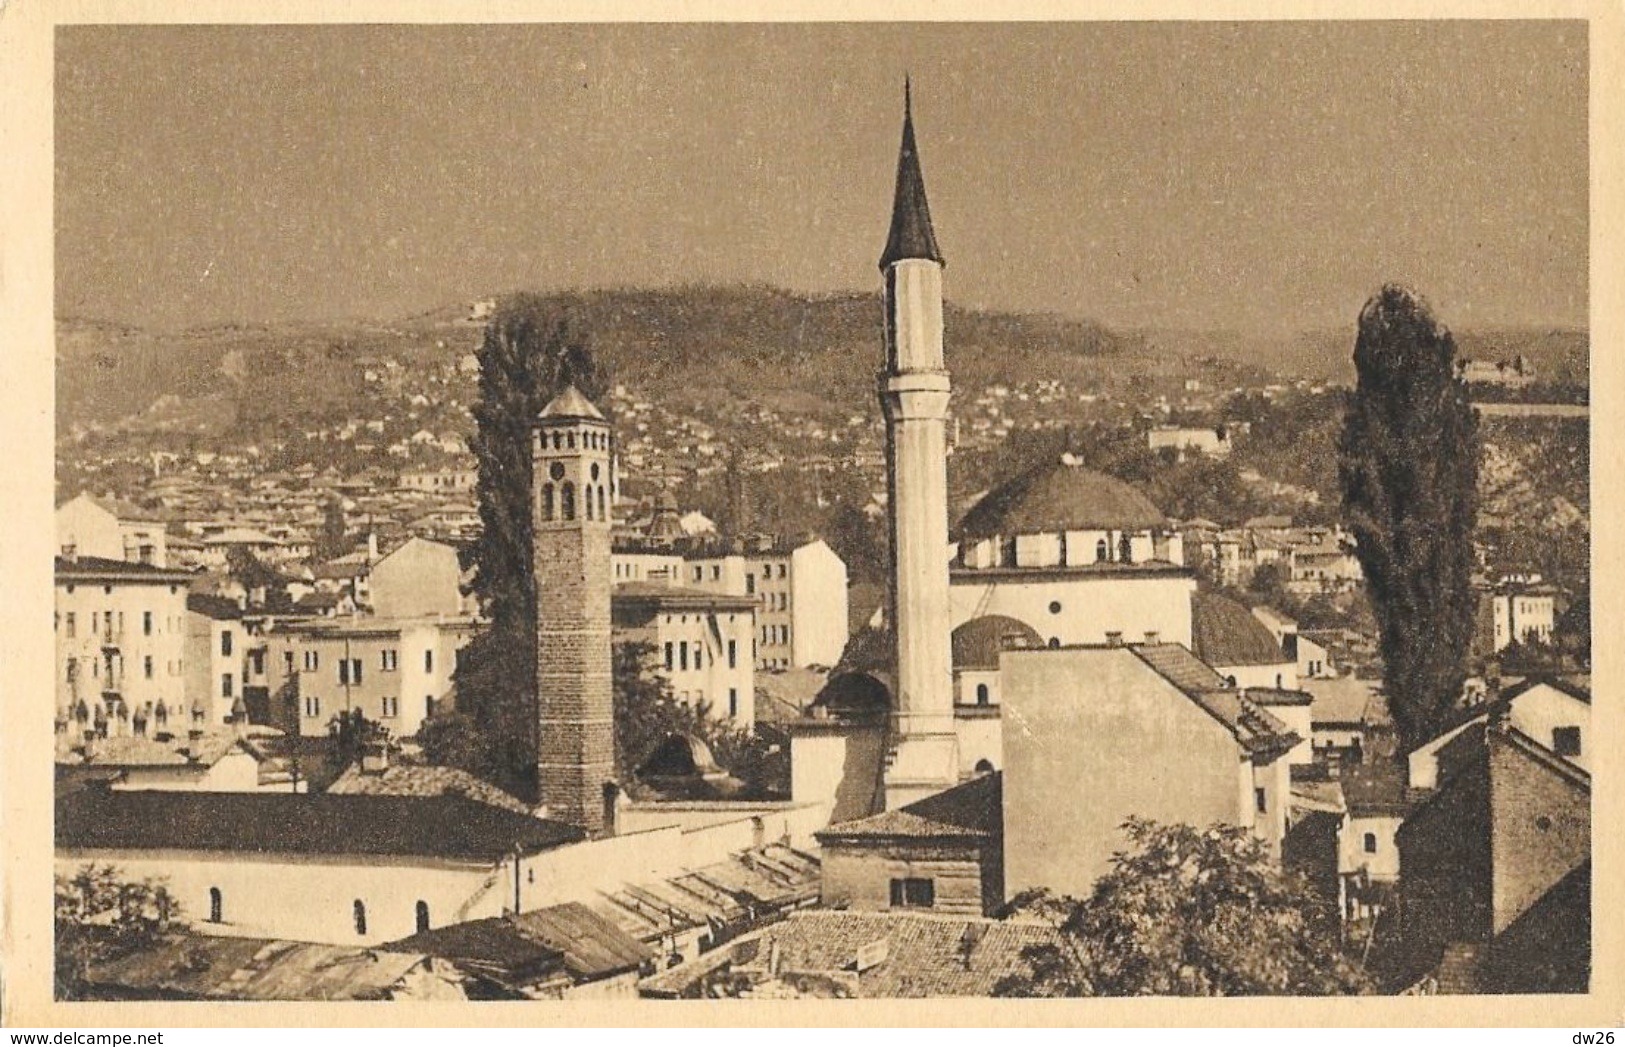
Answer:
[
  {"left": 1190, "top": 591, "right": 1288, "bottom": 668},
  {"left": 952, "top": 615, "right": 1043, "bottom": 670},
  {"left": 955, "top": 456, "right": 1165, "bottom": 542}
]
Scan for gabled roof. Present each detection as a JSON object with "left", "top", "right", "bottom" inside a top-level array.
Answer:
[
  {"left": 55, "top": 556, "right": 193, "bottom": 583},
  {"left": 326, "top": 763, "right": 535, "bottom": 816},
  {"left": 55, "top": 730, "right": 265, "bottom": 770},
  {"left": 879, "top": 80, "right": 944, "bottom": 269},
  {"left": 510, "top": 902, "right": 653, "bottom": 979},
  {"left": 84, "top": 935, "right": 444, "bottom": 1001},
  {"left": 186, "top": 592, "right": 244, "bottom": 620},
  {"left": 817, "top": 772, "right": 1001, "bottom": 843},
  {"left": 1127, "top": 644, "right": 1297, "bottom": 756},
  {"left": 56, "top": 787, "right": 584, "bottom": 861}
]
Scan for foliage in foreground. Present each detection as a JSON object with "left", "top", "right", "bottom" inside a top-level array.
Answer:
[
  {"left": 55, "top": 864, "right": 181, "bottom": 1000},
  {"left": 995, "top": 819, "right": 1371, "bottom": 997}
]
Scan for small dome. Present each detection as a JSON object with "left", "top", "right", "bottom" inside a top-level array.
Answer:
[
  {"left": 1191, "top": 591, "right": 1288, "bottom": 667},
  {"left": 956, "top": 457, "right": 1165, "bottom": 542},
  {"left": 952, "top": 615, "right": 1043, "bottom": 670},
  {"left": 636, "top": 733, "right": 723, "bottom": 780}
]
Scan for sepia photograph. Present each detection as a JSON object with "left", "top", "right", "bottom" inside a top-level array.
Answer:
[{"left": 2, "top": 6, "right": 1619, "bottom": 1028}]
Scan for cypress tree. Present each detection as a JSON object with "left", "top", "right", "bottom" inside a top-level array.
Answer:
[{"left": 1339, "top": 284, "right": 1480, "bottom": 748}]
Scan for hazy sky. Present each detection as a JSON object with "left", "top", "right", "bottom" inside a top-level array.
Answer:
[{"left": 56, "top": 22, "right": 1588, "bottom": 333}]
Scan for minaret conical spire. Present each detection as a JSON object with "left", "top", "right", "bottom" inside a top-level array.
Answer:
[{"left": 880, "top": 78, "right": 945, "bottom": 269}]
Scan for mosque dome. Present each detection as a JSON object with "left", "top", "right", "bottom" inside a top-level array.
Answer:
[
  {"left": 955, "top": 456, "right": 1165, "bottom": 542},
  {"left": 951, "top": 615, "right": 1043, "bottom": 671},
  {"left": 1190, "top": 591, "right": 1288, "bottom": 667}
]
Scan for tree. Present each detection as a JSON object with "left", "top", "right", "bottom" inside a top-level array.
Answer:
[
  {"left": 327, "top": 709, "right": 392, "bottom": 769},
  {"left": 314, "top": 496, "right": 351, "bottom": 562},
  {"left": 55, "top": 864, "right": 181, "bottom": 1000},
  {"left": 457, "top": 295, "right": 610, "bottom": 785},
  {"left": 994, "top": 819, "right": 1371, "bottom": 997},
  {"left": 1339, "top": 285, "right": 1479, "bottom": 748}
]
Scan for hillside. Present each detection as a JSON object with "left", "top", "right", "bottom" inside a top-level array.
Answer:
[{"left": 57, "top": 285, "right": 1140, "bottom": 436}]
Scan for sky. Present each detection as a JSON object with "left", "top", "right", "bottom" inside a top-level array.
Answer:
[{"left": 55, "top": 21, "right": 1588, "bottom": 333}]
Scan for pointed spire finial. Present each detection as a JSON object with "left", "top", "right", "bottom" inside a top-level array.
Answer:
[{"left": 879, "top": 78, "right": 944, "bottom": 270}]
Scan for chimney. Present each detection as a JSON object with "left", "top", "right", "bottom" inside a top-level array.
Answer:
[
  {"left": 1105, "top": 631, "right": 1124, "bottom": 648},
  {"left": 1143, "top": 631, "right": 1160, "bottom": 645},
  {"left": 367, "top": 531, "right": 379, "bottom": 562},
  {"left": 187, "top": 725, "right": 205, "bottom": 758}
]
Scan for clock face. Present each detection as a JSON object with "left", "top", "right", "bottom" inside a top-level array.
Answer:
[{"left": 549, "top": 462, "right": 566, "bottom": 482}]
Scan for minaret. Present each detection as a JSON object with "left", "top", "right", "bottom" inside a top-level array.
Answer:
[
  {"left": 532, "top": 384, "right": 617, "bottom": 834},
  {"left": 879, "top": 82, "right": 960, "bottom": 807}
]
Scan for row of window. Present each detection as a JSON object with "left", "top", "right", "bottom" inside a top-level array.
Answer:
[
  {"left": 206, "top": 888, "right": 433, "bottom": 935},
  {"left": 663, "top": 639, "right": 739, "bottom": 672},
  {"left": 301, "top": 695, "right": 419, "bottom": 719},
  {"left": 540, "top": 427, "right": 609, "bottom": 452},
  {"left": 539, "top": 480, "right": 609, "bottom": 523},
  {"left": 287, "top": 648, "right": 436, "bottom": 679},
  {"left": 760, "top": 624, "right": 790, "bottom": 646},
  {"left": 64, "top": 655, "right": 184, "bottom": 681}
]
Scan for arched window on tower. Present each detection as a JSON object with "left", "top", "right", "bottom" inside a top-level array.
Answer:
[
  {"left": 597, "top": 485, "right": 607, "bottom": 520},
  {"left": 585, "top": 486, "right": 595, "bottom": 520},
  {"left": 1095, "top": 538, "right": 1109, "bottom": 562},
  {"left": 1119, "top": 534, "right": 1134, "bottom": 563},
  {"left": 415, "top": 900, "right": 430, "bottom": 933},
  {"left": 975, "top": 683, "right": 990, "bottom": 706},
  {"left": 974, "top": 758, "right": 995, "bottom": 775},
  {"left": 542, "top": 484, "right": 555, "bottom": 521},
  {"left": 566, "top": 431, "right": 576, "bottom": 450},
  {"left": 561, "top": 482, "right": 576, "bottom": 521},
  {"left": 353, "top": 900, "right": 368, "bottom": 936}
]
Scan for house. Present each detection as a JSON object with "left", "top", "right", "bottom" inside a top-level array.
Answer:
[
  {"left": 54, "top": 724, "right": 293, "bottom": 793},
  {"left": 1473, "top": 580, "right": 1559, "bottom": 656},
  {"left": 55, "top": 556, "right": 193, "bottom": 732},
  {"left": 1147, "top": 425, "right": 1235, "bottom": 458},
  {"left": 56, "top": 492, "right": 170, "bottom": 567},
  {"left": 1396, "top": 724, "right": 1589, "bottom": 993},
  {"left": 263, "top": 616, "right": 480, "bottom": 737},
  {"left": 384, "top": 902, "right": 652, "bottom": 999},
  {"left": 1303, "top": 675, "right": 1384, "bottom": 765},
  {"left": 56, "top": 785, "right": 586, "bottom": 946},
  {"left": 79, "top": 934, "right": 467, "bottom": 1001},
  {"left": 612, "top": 583, "right": 757, "bottom": 724},
  {"left": 637, "top": 909, "right": 1064, "bottom": 999},
  {"left": 1407, "top": 676, "right": 1590, "bottom": 789},
  {"left": 184, "top": 593, "right": 247, "bottom": 726},
  {"left": 999, "top": 643, "right": 1298, "bottom": 900},
  {"left": 815, "top": 772, "right": 1003, "bottom": 917},
  {"left": 367, "top": 536, "right": 471, "bottom": 618}
]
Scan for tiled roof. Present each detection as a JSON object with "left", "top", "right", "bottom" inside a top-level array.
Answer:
[
  {"left": 538, "top": 384, "right": 606, "bottom": 421},
  {"left": 55, "top": 730, "right": 260, "bottom": 769},
  {"left": 186, "top": 592, "right": 244, "bottom": 619},
  {"left": 55, "top": 556, "right": 193, "bottom": 582},
  {"left": 955, "top": 458, "right": 1165, "bottom": 542},
  {"left": 326, "top": 763, "right": 535, "bottom": 816},
  {"left": 1303, "top": 676, "right": 1382, "bottom": 726},
  {"left": 1128, "top": 642, "right": 1228, "bottom": 694},
  {"left": 511, "top": 902, "right": 653, "bottom": 979},
  {"left": 383, "top": 917, "right": 565, "bottom": 989},
  {"left": 1190, "top": 591, "right": 1288, "bottom": 667},
  {"left": 613, "top": 582, "right": 758, "bottom": 611},
  {"left": 640, "top": 909, "right": 1063, "bottom": 999},
  {"left": 84, "top": 934, "right": 448, "bottom": 1001},
  {"left": 56, "top": 787, "right": 583, "bottom": 861},
  {"left": 818, "top": 772, "right": 1001, "bottom": 843},
  {"left": 589, "top": 843, "right": 821, "bottom": 944}
]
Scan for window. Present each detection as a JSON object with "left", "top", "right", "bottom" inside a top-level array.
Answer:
[
  {"left": 65, "top": 612, "right": 76, "bottom": 638},
  {"left": 144, "top": 656, "right": 153, "bottom": 680},
  {"left": 424, "top": 650, "right": 434, "bottom": 673},
  {"left": 304, "top": 695, "right": 321, "bottom": 718},
  {"left": 729, "top": 688, "right": 739, "bottom": 719},
  {"left": 284, "top": 651, "right": 295, "bottom": 674},
  {"left": 221, "top": 674, "right": 233, "bottom": 699},
  {"left": 693, "top": 566, "right": 703, "bottom": 582},
  {"left": 339, "top": 658, "right": 363, "bottom": 686},
  {"left": 746, "top": 574, "right": 755, "bottom": 595},
  {"left": 542, "top": 483, "right": 555, "bottom": 521},
  {"left": 727, "top": 640, "right": 737, "bottom": 669},
  {"left": 889, "top": 877, "right": 935, "bottom": 909},
  {"left": 1552, "top": 726, "right": 1581, "bottom": 757},
  {"left": 976, "top": 683, "right": 990, "bottom": 705},
  {"left": 1255, "top": 787, "right": 1268, "bottom": 814},
  {"left": 1119, "top": 534, "right": 1134, "bottom": 563},
  {"left": 561, "top": 482, "right": 575, "bottom": 521},
  {"left": 974, "top": 758, "right": 995, "bottom": 775},
  {"left": 381, "top": 649, "right": 398, "bottom": 671},
  {"left": 382, "top": 696, "right": 398, "bottom": 718},
  {"left": 139, "top": 544, "right": 155, "bottom": 565},
  {"left": 353, "top": 900, "right": 368, "bottom": 936},
  {"left": 143, "top": 611, "right": 153, "bottom": 636},
  {"left": 711, "top": 565, "right": 721, "bottom": 580},
  {"left": 664, "top": 642, "right": 674, "bottom": 671},
  {"left": 1095, "top": 539, "right": 1109, "bottom": 562},
  {"left": 1048, "top": 601, "right": 1062, "bottom": 615},
  {"left": 209, "top": 887, "right": 223, "bottom": 923},
  {"left": 304, "top": 650, "right": 320, "bottom": 672},
  {"left": 250, "top": 651, "right": 264, "bottom": 675},
  {"left": 1363, "top": 832, "right": 1378, "bottom": 854},
  {"left": 221, "top": 631, "right": 233, "bottom": 657},
  {"left": 777, "top": 564, "right": 787, "bottom": 579},
  {"left": 416, "top": 901, "right": 430, "bottom": 933},
  {"left": 679, "top": 643, "right": 689, "bottom": 672}
]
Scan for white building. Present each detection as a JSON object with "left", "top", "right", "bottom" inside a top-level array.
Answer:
[
  {"left": 56, "top": 492, "right": 169, "bottom": 567},
  {"left": 611, "top": 584, "right": 757, "bottom": 725}
]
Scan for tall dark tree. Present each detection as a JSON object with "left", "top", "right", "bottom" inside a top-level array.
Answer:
[
  {"left": 456, "top": 295, "right": 609, "bottom": 783},
  {"left": 1339, "top": 285, "right": 1479, "bottom": 747},
  {"left": 314, "top": 496, "right": 351, "bottom": 562}
]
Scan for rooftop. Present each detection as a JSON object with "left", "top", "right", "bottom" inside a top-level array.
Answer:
[
  {"left": 56, "top": 787, "right": 584, "bottom": 861},
  {"left": 955, "top": 457, "right": 1165, "bottom": 542},
  {"left": 1190, "top": 591, "right": 1289, "bottom": 668},
  {"left": 817, "top": 771, "right": 1001, "bottom": 843},
  {"left": 55, "top": 555, "right": 194, "bottom": 583},
  {"left": 326, "top": 762, "right": 535, "bottom": 817}
]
